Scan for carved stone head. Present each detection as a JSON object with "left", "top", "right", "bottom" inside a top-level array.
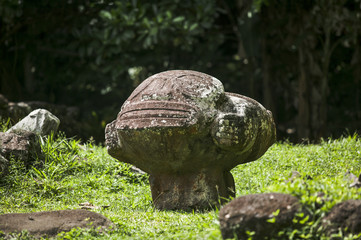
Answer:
[{"left": 105, "top": 70, "right": 276, "bottom": 210}]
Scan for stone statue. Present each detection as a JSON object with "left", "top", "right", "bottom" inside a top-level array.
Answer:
[{"left": 105, "top": 70, "right": 276, "bottom": 210}]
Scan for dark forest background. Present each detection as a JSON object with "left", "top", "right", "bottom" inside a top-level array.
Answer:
[{"left": 1, "top": 0, "right": 360, "bottom": 143}]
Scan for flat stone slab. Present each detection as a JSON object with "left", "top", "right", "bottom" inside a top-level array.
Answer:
[
  {"left": 0, "top": 209, "right": 112, "bottom": 238},
  {"left": 219, "top": 193, "right": 307, "bottom": 239},
  {"left": 322, "top": 200, "right": 361, "bottom": 237}
]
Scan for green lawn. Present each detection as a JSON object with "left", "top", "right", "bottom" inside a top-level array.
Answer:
[{"left": 1, "top": 133, "right": 361, "bottom": 239}]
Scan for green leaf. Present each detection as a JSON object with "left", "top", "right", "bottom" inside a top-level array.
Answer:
[
  {"left": 299, "top": 215, "right": 309, "bottom": 224},
  {"left": 189, "top": 23, "right": 198, "bottom": 31},
  {"left": 166, "top": 10, "right": 172, "bottom": 19},
  {"left": 100, "top": 10, "right": 112, "bottom": 20},
  {"left": 272, "top": 209, "right": 280, "bottom": 217},
  {"left": 173, "top": 16, "right": 185, "bottom": 23}
]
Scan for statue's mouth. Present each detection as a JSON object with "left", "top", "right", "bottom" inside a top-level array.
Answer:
[{"left": 116, "top": 101, "right": 198, "bottom": 129}]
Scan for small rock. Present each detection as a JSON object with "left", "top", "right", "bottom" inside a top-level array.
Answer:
[
  {"left": 285, "top": 171, "right": 301, "bottom": 183},
  {"left": 219, "top": 193, "right": 307, "bottom": 239},
  {"left": 322, "top": 200, "right": 361, "bottom": 237},
  {"left": 344, "top": 171, "right": 361, "bottom": 188},
  {"left": 0, "top": 131, "right": 42, "bottom": 166},
  {"left": 0, "top": 209, "right": 113, "bottom": 238},
  {"left": 7, "top": 109, "right": 60, "bottom": 136}
]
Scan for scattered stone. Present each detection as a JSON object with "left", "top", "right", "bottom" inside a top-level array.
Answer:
[
  {"left": 105, "top": 70, "right": 276, "bottom": 211},
  {"left": 7, "top": 109, "right": 60, "bottom": 136},
  {"left": 219, "top": 193, "right": 307, "bottom": 239},
  {"left": 322, "top": 200, "right": 361, "bottom": 237},
  {"left": 344, "top": 170, "right": 358, "bottom": 182},
  {"left": 0, "top": 131, "right": 42, "bottom": 166},
  {"left": 344, "top": 171, "right": 361, "bottom": 188},
  {"left": 0, "top": 209, "right": 113, "bottom": 238}
]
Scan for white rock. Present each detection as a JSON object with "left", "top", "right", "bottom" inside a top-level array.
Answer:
[{"left": 7, "top": 109, "right": 60, "bottom": 136}]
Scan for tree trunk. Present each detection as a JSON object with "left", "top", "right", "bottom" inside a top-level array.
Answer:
[
  {"left": 317, "top": 25, "right": 332, "bottom": 139},
  {"left": 297, "top": 47, "right": 311, "bottom": 140},
  {"left": 262, "top": 38, "right": 275, "bottom": 118}
]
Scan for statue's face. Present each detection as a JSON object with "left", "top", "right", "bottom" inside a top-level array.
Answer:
[
  {"left": 115, "top": 70, "right": 224, "bottom": 130},
  {"left": 106, "top": 70, "right": 276, "bottom": 173}
]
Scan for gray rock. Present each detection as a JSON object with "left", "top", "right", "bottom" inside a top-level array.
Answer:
[
  {"left": 219, "top": 193, "right": 306, "bottom": 239},
  {"left": 344, "top": 171, "right": 361, "bottom": 188},
  {"left": 0, "top": 209, "right": 113, "bottom": 238},
  {"left": 0, "top": 131, "right": 41, "bottom": 166},
  {"left": 322, "top": 200, "right": 361, "bottom": 238},
  {"left": 105, "top": 70, "right": 276, "bottom": 211},
  {"left": 7, "top": 109, "right": 60, "bottom": 136}
]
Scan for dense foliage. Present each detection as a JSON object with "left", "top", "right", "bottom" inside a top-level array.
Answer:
[{"left": 1, "top": 0, "right": 360, "bottom": 142}]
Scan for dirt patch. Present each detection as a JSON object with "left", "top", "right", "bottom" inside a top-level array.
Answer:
[{"left": 0, "top": 209, "right": 112, "bottom": 238}]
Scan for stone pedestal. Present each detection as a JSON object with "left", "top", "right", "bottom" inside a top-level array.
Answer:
[{"left": 149, "top": 169, "right": 235, "bottom": 210}]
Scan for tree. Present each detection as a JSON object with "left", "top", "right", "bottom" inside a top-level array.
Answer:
[
  {"left": 1, "top": 0, "right": 360, "bottom": 142},
  {"left": 0, "top": 0, "right": 227, "bottom": 140},
  {"left": 257, "top": 0, "right": 361, "bottom": 141}
]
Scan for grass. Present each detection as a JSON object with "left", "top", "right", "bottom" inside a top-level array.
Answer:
[{"left": 0, "top": 130, "right": 361, "bottom": 239}]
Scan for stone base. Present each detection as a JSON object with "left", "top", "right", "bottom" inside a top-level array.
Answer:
[
  {"left": 149, "top": 169, "right": 235, "bottom": 211},
  {"left": 0, "top": 209, "right": 112, "bottom": 238}
]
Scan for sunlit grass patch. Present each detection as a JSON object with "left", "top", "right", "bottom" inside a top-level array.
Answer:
[{"left": 0, "top": 132, "right": 360, "bottom": 239}]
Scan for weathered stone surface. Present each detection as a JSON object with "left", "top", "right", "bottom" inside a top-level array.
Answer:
[
  {"left": 219, "top": 193, "right": 305, "bottom": 239},
  {"left": 344, "top": 171, "right": 361, "bottom": 188},
  {"left": 0, "top": 131, "right": 41, "bottom": 166},
  {"left": 0, "top": 209, "right": 112, "bottom": 238},
  {"left": 105, "top": 70, "right": 276, "bottom": 210},
  {"left": 149, "top": 169, "right": 235, "bottom": 210},
  {"left": 7, "top": 109, "right": 60, "bottom": 136},
  {"left": 322, "top": 200, "right": 361, "bottom": 237}
]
